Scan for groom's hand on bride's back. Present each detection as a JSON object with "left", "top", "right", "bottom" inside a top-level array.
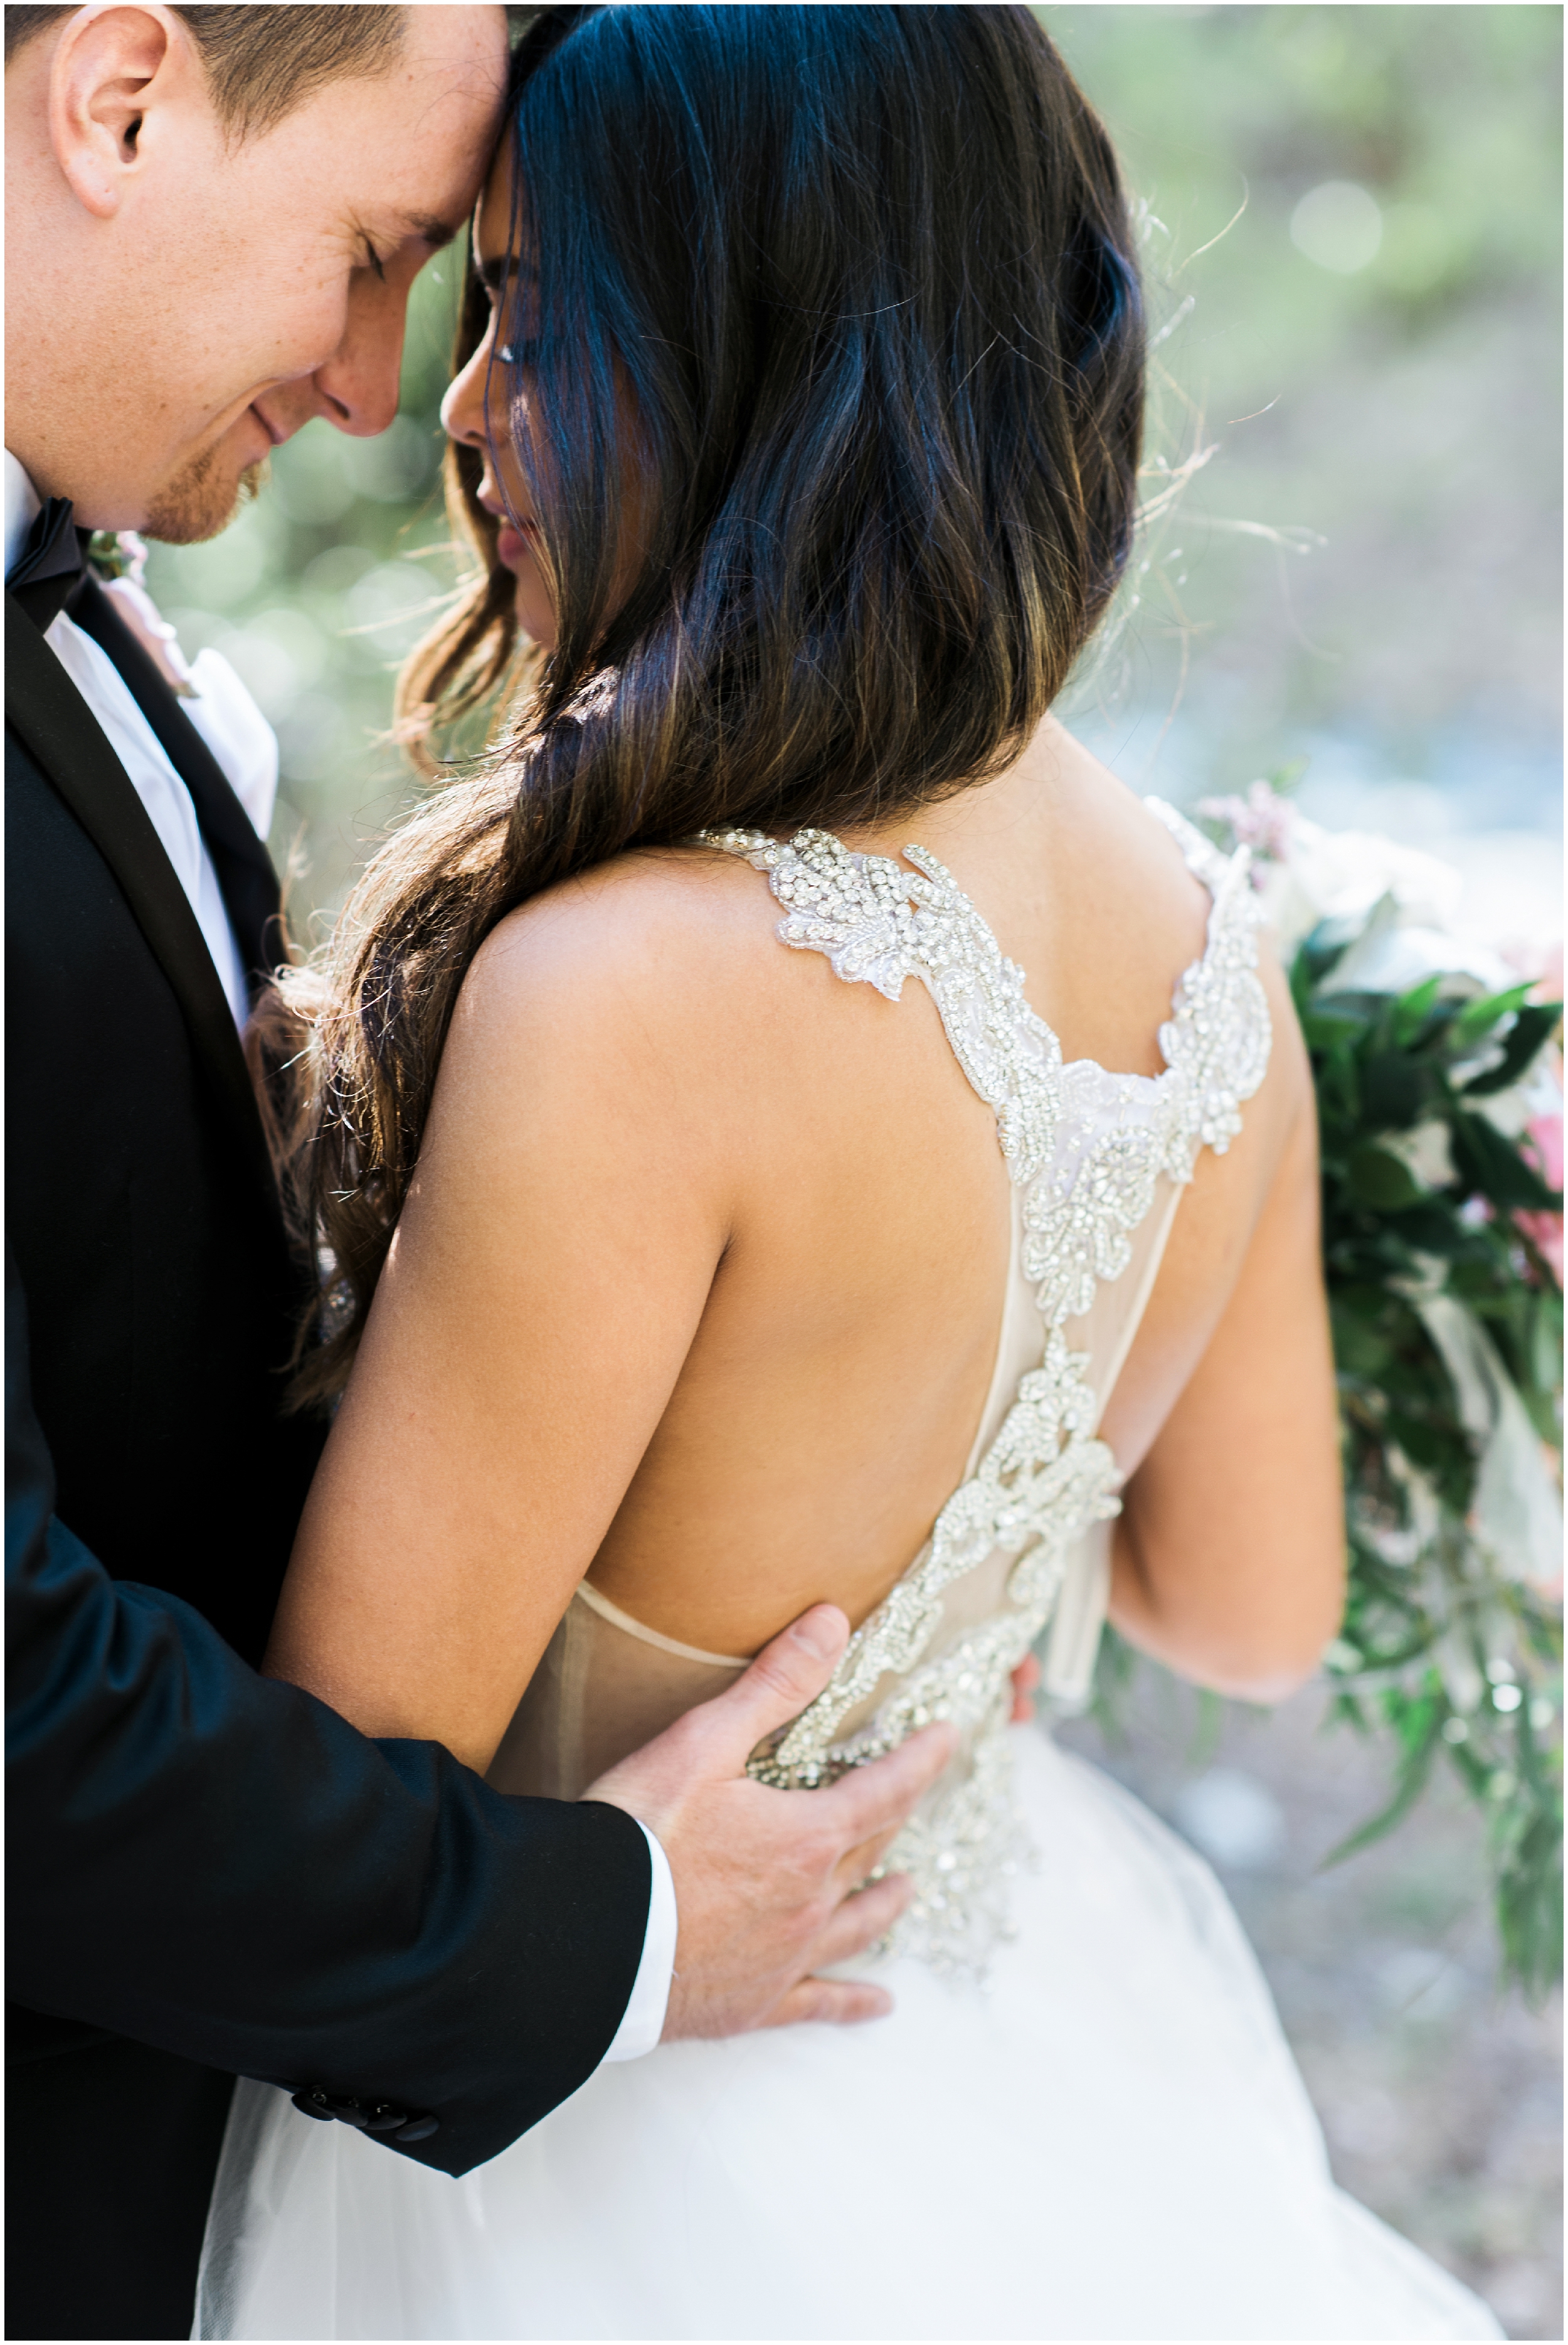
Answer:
[{"left": 584, "top": 1605, "right": 956, "bottom": 2039}]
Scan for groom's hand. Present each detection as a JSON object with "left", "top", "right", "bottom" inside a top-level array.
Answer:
[{"left": 583, "top": 1605, "right": 956, "bottom": 2039}]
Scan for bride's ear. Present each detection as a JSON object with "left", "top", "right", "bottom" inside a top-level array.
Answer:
[{"left": 47, "top": 4, "right": 193, "bottom": 219}]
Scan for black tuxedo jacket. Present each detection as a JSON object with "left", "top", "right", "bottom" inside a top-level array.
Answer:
[{"left": 6, "top": 583, "right": 650, "bottom": 2338}]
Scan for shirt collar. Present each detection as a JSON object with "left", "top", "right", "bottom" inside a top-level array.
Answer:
[{"left": 5, "top": 450, "right": 44, "bottom": 582}]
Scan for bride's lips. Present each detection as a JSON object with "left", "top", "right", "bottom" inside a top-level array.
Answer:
[{"left": 492, "top": 513, "right": 540, "bottom": 572}]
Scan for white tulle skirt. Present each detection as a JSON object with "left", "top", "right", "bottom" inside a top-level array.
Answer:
[{"left": 196, "top": 1730, "right": 1500, "bottom": 2341}]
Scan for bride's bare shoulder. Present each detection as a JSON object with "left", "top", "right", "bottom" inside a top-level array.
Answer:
[
  {"left": 1032, "top": 719, "right": 1215, "bottom": 939},
  {"left": 1013, "top": 718, "right": 1310, "bottom": 1125},
  {"left": 431, "top": 841, "right": 840, "bottom": 1169},
  {"left": 464, "top": 842, "right": 797, "bottom": 1037}
]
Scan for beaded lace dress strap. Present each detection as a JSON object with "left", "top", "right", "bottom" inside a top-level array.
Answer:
[
  {"left": 692, "top": 813, "right": 1272, "bottom": 1973},
  {"left": 695, "top": 807, "right": 1269, "bottom": 1179},
  {"left": 697, "top": 824, "right": 1063, "bottom": 1178}
]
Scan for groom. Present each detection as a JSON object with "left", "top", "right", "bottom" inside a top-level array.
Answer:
[{"left": 5, "top": 9, "right": 951, "bottom": 2338}]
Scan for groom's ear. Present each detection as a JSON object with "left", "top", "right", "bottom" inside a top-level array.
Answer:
[{"left": 46, "top": 4, "right": 205, "bottom": 220}]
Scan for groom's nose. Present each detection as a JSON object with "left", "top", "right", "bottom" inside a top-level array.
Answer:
[
  {"left": 310, "top": 270, "right": 408, "bottom": 439},
  {"left": 262, "top": 272, "right": 408, "bottom": 449}
]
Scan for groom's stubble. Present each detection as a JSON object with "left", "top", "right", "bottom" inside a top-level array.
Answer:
[{"left": 145, "top": 447, "right": 268, "bottom": 547}]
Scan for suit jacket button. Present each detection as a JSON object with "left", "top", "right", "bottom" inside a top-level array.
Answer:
[
  {"left": 292, "top": 2090, "right": 336, "bottom": 2122},
  {"left": 393, "top": 2114, "right": 439, "bottom": 2142},
  {"left": 324, "top": 2096, "right": 371, "bottom": 2128},
  {"left": 364, "top": 2103, "right": 410, "bottom": 2134}
]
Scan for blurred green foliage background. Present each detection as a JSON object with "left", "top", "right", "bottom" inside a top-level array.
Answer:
[
  {"left": 144, "top": 3, "right": 1563, "bottom": 945},
  {"left": 1046, "top": 4, "right": 1562, "bottom": 881}
]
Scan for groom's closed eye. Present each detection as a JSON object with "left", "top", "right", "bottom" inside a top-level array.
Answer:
[
  {"left": 352, "top": 212, "right": 460, "bottom": 287},
  {"left": 358, "top": 214, "right": 464, "bottom": 281}
]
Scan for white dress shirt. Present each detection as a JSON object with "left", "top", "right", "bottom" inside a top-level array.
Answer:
[
  {"left": 6, "top": 447, "right": 677, "bottom": 2063},
  {"left": 5, "top": 451, "right": 270, "bottom": 1026}
]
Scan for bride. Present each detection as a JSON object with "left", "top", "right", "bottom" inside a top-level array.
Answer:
[{"left": 198, "top": 8, "right": 1500, "bottom": 2338}]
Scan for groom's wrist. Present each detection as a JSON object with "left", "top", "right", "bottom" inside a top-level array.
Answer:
[{"left": 598, "top": 1821, "right": 677, "bottom": 2063}]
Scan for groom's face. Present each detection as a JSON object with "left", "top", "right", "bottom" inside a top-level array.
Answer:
[{"left": 8, "top": 4, "right": 509, "bottom": 538}]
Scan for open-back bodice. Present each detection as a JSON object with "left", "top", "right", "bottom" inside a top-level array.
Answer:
[{"left": 490, "top": 799, "right": 1272, "bottom": 1974}]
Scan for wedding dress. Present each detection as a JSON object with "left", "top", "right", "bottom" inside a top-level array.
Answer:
[{"left": 196, "top": 803, "right": 1500, "bottom": 2341}]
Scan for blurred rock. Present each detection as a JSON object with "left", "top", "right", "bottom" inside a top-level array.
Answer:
[{"left": 1172, "top": 1766, "right": 1286, "bottom": 1869}]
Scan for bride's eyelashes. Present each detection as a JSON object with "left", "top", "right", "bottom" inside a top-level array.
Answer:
[
  {"left": 475, "top": 246, "right": 543, "bottom": 363},
  {"left": 486, "top": 286, "right": 542, "bottom": 369}
]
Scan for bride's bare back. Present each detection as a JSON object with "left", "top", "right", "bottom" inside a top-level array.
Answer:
[{"left": 267, "top": 714, "right": 1343, "bottom": 1772}]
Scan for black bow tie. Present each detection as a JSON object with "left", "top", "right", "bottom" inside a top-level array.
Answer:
[{"left": 9, "top": 496, "right": 90, "bottom": 631}]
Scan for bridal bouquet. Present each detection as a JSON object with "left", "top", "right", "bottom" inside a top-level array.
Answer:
[{"left": 1183, "top": 780, "right": 1564, "bottom": 1994}]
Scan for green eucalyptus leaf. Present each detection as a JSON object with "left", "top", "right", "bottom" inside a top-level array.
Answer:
[
  {"left": 1359, "top": 1051, "right": 1433, "bottom": 1129},
  {"left": 1390, "top": 974, "right": 1445, "bottom": 1048},
  {"left": 1530, "top": 1290, "right": 1565, "bottom": 1391},
  {"left": 1449, "top": 981, "right": 1535, "bottom": 1048},
  {"left": 1461, "top": 1002, "right": 1562, "bottom": 1096},
  {"left": 1390, "top": 1203, "right": 1469, "bottom": 1255},
  {"left": 1301, "top": 1005, "right": 1369, "bottom": 1055},
  {"left": 1321, "top": 1698, "right": 1444, "bottom": 1866},
  {"left": 1495, "top": 1794, "right": 1565, "bottom": 2002},
  {"left": 1347, "top": 1144, "right": 1424, "bottom": 1211},
  {"left": 1315, "top": 986, "right": 1397, "bottom": 1026},
  {"left": 1451, "top": 1112, "right": 1560, "bottom": 1211},
  {"left": 1332, "top": 1314, "right": 1394, "bottom": 1378}
]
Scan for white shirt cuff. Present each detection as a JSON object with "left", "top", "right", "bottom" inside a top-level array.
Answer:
[{"left": 598, "top": 1821, "right": 677, "bottom": 2064}]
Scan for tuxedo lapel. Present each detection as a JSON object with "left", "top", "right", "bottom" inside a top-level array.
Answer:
[
  {"left": 68, "top": 576, "right": 284, "bottom": 983},
  {"left": 4, "top": 589, "right": 280, "bottom": 1220}
]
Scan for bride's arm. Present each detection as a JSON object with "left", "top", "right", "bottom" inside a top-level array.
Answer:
[
  {"left": 1106, "top": 1016, "right": 1345, "bottom": 1704},
  {"left": 264, "top": 877, "right": 739, "bottom": 1773}
]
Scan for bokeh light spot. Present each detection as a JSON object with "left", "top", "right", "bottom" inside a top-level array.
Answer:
[{"left": 1291, "top": 180, "right": 1384, "bottom": 274}]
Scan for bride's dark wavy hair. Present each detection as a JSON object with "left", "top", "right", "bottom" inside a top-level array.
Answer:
[{"left": 270, "top": 1, "right": 1144, "bottom": 1405}]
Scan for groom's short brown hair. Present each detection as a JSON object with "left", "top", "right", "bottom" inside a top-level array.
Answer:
[{"left": 3, "top": 6, "right": 406, "bottom": 136}]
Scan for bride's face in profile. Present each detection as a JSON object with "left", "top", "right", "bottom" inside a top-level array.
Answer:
[{"left": 442, "top": 151, "right": 558, "bottom": 649}]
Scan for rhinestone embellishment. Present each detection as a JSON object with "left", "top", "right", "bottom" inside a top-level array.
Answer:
[{"left": 696, "top": 805, "right": 1269, "bottom": 1977}]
